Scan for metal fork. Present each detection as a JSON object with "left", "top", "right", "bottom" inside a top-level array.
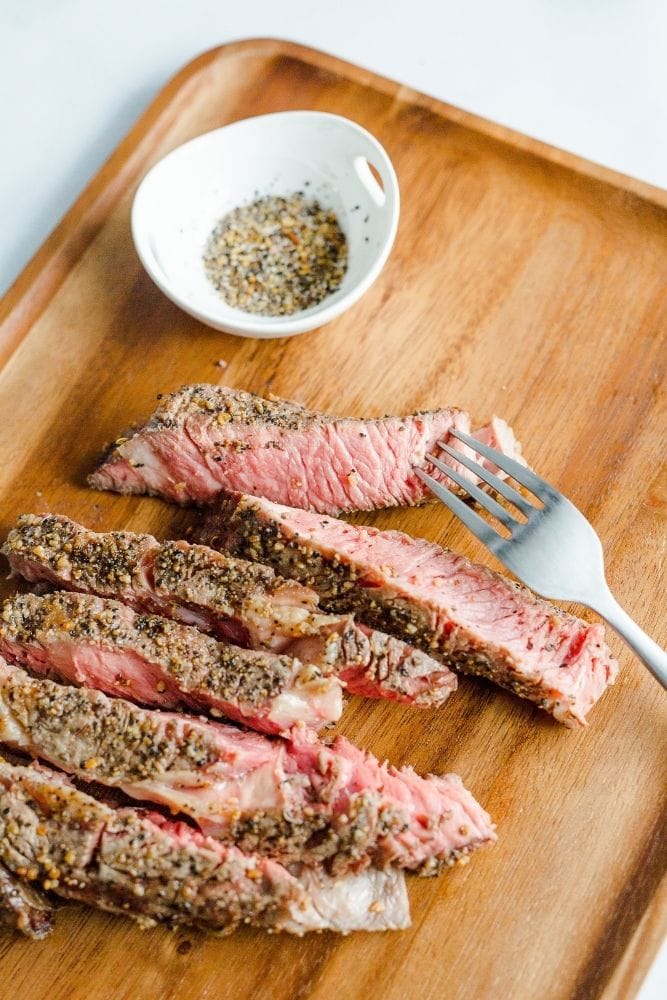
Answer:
[{"left": 414, "top": 429, "right": 667, "bottom": 687}]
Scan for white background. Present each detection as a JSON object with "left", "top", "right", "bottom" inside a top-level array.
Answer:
[{"left": 1, "top": 0, "right": 665, "bottom": 994}]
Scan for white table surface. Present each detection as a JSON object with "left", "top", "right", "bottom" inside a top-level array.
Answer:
[{"left": 1, "top": 0, "right": 665, "bottom": 994}]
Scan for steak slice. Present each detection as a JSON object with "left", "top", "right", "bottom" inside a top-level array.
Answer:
[
  {"left": 88, "top": 384, "right": 524, "bottom": 515},
  {"left": 0, "top": 860, "right": 54, "bottom": 939},
  {"left": 0, "top": 660, "right": 494, "bottom": 874},
  {"left": 3, "top": 513, "right": 456, "bottom": 709},
  {"left": 0, "top": 758, "right": 410, "bottom": 935},
  {"left": 202, "top": 494, "right": 619, "bottom": 727},
  {"left": 0, "top": 591, "right": 343, "bottom": 735}
]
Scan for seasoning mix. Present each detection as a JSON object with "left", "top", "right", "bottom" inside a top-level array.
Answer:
[{"left": 203, "top": 192, "right": 348, "bottom": 317}]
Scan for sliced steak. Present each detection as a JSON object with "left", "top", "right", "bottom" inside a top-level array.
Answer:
[
  {"left": 0, "top": 758, "right": 410, "bottom": 934},
  {"left": 0, "top": 660, "right": 494, "bottom": 874},
  {"left": 0, "top": 591, "right": 343, "bottom": 735},
  {"left": 203, "top": 494, "right": 619, "bottom": 727},
  {"left": 3, "top": 513, "right": 456, "bottom": 709},
  {"left": 88, "top": 384, "right": 524, "bottom": 515},
  {"left": 0, "top": 861, "right": 54, "bottom": 939}
]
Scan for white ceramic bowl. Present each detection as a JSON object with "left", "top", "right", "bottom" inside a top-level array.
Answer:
[{"left": 131, "top": 111, "right": 400, "bottom": 338}]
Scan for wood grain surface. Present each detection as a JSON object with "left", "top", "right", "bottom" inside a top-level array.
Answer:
[{"left": 0, "top": 38, "right": 665, "bottom": 1000}]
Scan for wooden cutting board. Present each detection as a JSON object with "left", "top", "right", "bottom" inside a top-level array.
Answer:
[{"left": 0, "top": 38, "right": 665, "bottom": 1000}]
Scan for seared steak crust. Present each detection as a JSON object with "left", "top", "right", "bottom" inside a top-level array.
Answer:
[
  {"left": 152, "top": 383, "right": 316, "bottom": 431},
  {"left": 3, "top": 514, "right": 456, "bottom": 708},
  {"left": 203, "top": 494, "right": 618, "bottom": 727},
  {"left": 3, "top": 512, "right": 302, "bottom": 626},
  {"left": 0, "top": 591, "right": 342, "bottom": 735}
]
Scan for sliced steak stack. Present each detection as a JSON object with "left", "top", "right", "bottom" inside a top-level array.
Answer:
[
  {"left": 88, "top": 384, "right": 524, "bottom": 515},
  {"left": 0, "top": 507, "right": 501, "bottom": 941},
  {"left": 0, "top": 758, "right": 410, "bottom": 935},
  {"left": 0, "top": 661, "right": 495, "bottom": 875},
  {"left": 0, "top": 591, "right": 343, "bottom": 735},
  {"left": 203, "top": 494, "right": 619, "bottom": 727},
  {"left": 3, "top": 513, "right": 456, "bottom": 709}
]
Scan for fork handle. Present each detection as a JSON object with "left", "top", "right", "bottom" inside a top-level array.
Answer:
[{"left": 591, "top": 589, "right": 667, "bottom": 689}]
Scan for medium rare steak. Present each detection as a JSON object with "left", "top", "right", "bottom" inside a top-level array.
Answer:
[
  {"left": 0, "top": 591, "right": 343, "bottom": 735},
  {"left": 88, "top": 384, "right": 524, "bottom": 515},
  {"left": 0, "top": 759, "right": 410, "bottom": 935},
  {"left": 3, "top": 513, "right": 456, "bottom": 708},
  {"left": 0, "top": 861, "right": 54, "bottom": 939},
  {"left": 0, "top": 660, "right": 494, "bottom": 875},
  {"left": 203, "top": 494, "right": 619, "bottom": 727}
]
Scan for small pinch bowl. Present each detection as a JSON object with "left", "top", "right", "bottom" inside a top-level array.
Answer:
[{"left": 131, "top": 111, "right": 400, "bottom": 339}]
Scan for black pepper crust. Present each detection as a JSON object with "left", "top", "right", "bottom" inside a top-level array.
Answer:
[
  {"left": 153, "top": 538, "right": 312, "bottom": 619},
  {"left": 0, "top": 591, "right": 332, "bottom": 713},
  {"left": 1, "top": 667, "right": 221, "bottom": 780},
  {"left": 3, "top": 512, "right": 297, "bottom": 607},
  {"left": 156, "top": 539, "right": 275, "bottom": 605},
  {"left": 3, "top": 513, "right": 319, "bottom": 634},
  {"left": 0, "top": 759, "right": 301, "bottom": 934},
  {"left": 133, "top": 385, "right": 331, "bottom": 438}
]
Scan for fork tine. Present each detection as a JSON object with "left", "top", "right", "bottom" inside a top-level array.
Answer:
[
  {"left": 413, "top": 469, "right": 504, "bottom": 551},
  {"left": 450, "top": 428, "right": 557, "bottom": 499},
  {"left": 437, "top": 441, "right": 535, "bottom": 516},
  {"left": 425, "top": 452, "right": 519, "bottom": 530}
]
